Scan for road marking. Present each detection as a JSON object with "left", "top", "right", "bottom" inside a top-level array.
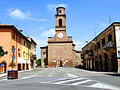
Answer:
[
  {"left": 89, "top": 82, "right": 120, "bottom": 90},
  {"left": 53, "top": 78, "right": 84, "bottom": 84},
  {"left": 66, "top": 73, "right": 79, "bottom": 78},
  {"left": 71, "top": 79, "right": 92, "bottom": 85}
]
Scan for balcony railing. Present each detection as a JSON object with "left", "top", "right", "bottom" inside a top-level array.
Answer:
[
  {"left": 103, "top": 41, "right": 115, "bottom": 50},
  {"left": 81, "top": 50, "right": 88, "bottom": 55}
]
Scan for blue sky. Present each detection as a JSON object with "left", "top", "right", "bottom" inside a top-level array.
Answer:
[{"left": 1, "top": 0, "right": 120, "bottom": 59}]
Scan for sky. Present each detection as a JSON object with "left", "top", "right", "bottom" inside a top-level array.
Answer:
[{"left": 1, "top": 0, "right": 120, "bottom": 59}]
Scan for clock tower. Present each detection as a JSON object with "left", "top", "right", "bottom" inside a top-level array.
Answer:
[
  {"left": 55, "top": 7, "right": 66, "bottom": 39},
  {"left": 41, "top": 7, "right": 81, "bottom": 68}
]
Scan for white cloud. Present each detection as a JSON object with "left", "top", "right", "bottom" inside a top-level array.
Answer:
[
  {"left": 73, "top": 40, "right": 83, "bottom": 50},
  {"left": 8, "top": 8, "right": 47, "bottom": 21},
  {"left": 41, "top": 28, "right": 55, "bottom": 37},
  {"left": 8, "top": 9, "right": 31, "bottom": 19},
  {"left": 47, "top": 4, "right": 67, "bottom": 13}
]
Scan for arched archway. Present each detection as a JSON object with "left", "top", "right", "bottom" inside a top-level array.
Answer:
[
  {"left": 99, "top": 55, "right": 103, "bottom": 71},
  {"left": 95, "top": 56, "right": 99, "bottom": 71},
  {"left": 92, "top": 57, "right": 94, "bottom": 70},
  {"left": 59, "top": 19, "right": 62, "bottom": 27},
  {"left": 111, "top": 53, "right": 118, "bottom": 72},
  {"left": 1, "top": 62, "right": 7, "bottom": 73},
  {"left": 104, "top": 53, "right": 109, "bottom": 71}
]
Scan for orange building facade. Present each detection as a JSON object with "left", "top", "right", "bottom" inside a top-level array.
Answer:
[{"left": 0, "top": 24, "right": 36, "bottom": 73}]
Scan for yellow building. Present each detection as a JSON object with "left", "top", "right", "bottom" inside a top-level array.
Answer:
[
  {"left": 21, "top": 36, "right": 31, "bottom": 70},
  {"left": 26, "top": 36, "right": 37, "bottom": 69},
  {"left": 82, "top": 22, "right": 120, "bottom": 73}
]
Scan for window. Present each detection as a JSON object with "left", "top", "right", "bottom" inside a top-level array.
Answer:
[
  {"left": 97, "top": 42, "right": 100, "bottom": 49},
  {"left": 24, "top": 41, "right": 25, "bottom": 46},
  {"left": 102, "top": 39, "right": 105, "bottom": 46},
  {"left": 12, "top": 32, "right": 15, "bottom": 39},
  {"left": 12, "top": 46, "right": 15, "bottom": 49},
  {"left": 94, "top": 45, "right": 97, "bottom": 50},
  {"left": 59, "top": 10, "right": 61, "bottom": 13},
  {"left": 18, "top": 49, "right": 20, "bottom": 57},
  {"left": 59, "top": 19, "right": 62, "bottom": 27},
  {"left": 108, "top": 34, "right": 112, "bottom": 42},
  {"left": 19, "top": 37, "right": 21, "bottom": 43},
  {"left": 23, "top": 52, "right": 25, "bottom": 57},
  {"left": 43, "top": 52, "right": 46, "bottom": 55}
]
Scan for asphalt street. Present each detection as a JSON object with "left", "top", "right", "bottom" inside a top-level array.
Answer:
[{"left": 0, "top": 68, "right": 120, "bottom": 90}]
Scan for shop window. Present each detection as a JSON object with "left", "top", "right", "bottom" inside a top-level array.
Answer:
[
  {"left": 102, "top": 39, "right": 105, "bottom": 46},
  {"left": 108, "top": 34, "right": 112, "bottom": 42}
]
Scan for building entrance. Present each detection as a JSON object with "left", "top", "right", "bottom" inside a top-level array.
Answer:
[{"left": 111, "top": 53, "right": 118, "bottom": 72}]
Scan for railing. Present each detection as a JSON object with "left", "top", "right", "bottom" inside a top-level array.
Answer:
[
  {"left": 103, "top": 41, "right": 115, "bottom": 50},
  {"left": 81, "top": 50, "right": 88, "bottom": 55},
  {"left": 88, "top": 50, "right": 93, "bottom": 56}
]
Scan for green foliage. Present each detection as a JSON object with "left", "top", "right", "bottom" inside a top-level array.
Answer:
[
  {"left": 0, "top": 46, "right": 8, "bottom": 58},
  {"left": 36, "top": 59, "right": 41, "bottom": 66}
]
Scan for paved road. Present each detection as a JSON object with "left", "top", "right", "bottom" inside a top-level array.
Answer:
[{"left": 0, "top": 68, "right": 120, "bottom": 90}]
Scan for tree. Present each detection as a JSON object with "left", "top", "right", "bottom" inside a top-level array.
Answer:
[
  {"left": 36, "top": 59, "right": 41, "bottom": 66},
  {"left": 0, "top": 46, "right": 7, "bottom": 58}
]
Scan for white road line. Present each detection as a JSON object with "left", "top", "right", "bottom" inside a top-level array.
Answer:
[
  {"left": 71, "top": 80, "right": 92, "bottom": 85},
  {"left": 53, "top": 78, "right": 84, "bottom": 84},
  {"left": 47, "top": 78, "right": 67, "bottom": 83},
  {"left": 66, "top": 73, "right": 79, "bottom": 78},
  {"left": 89, "top": 83, "right": 120, "bottom": 90}
]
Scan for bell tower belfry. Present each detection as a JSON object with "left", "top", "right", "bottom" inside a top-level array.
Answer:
[{"left": 55, "top": 7, "right": 66, "bottom": 32}]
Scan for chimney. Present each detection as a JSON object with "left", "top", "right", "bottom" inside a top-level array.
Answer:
[{"left": 20, "top": 30, "right": 23, "bottom": 32}]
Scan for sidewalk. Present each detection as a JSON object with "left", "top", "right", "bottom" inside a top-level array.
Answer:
[
  {"left": 0, "top": 69, "right": 34, "bottom": 78},
  {"left": 78, "top": 68, "right": 119, "bottom": 75}
]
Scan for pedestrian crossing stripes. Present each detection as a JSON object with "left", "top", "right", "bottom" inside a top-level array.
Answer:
[{"left": 40, "top": 77, "right": 120, "bottom": 90}]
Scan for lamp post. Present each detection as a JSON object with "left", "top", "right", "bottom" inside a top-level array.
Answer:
[{"left": 12, "top": 48, "right": 15, "bottom": 79}]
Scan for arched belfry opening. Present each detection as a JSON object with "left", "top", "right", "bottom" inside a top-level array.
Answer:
[{"left": 59, "top": 19, "right": 62, "bottom": 27}]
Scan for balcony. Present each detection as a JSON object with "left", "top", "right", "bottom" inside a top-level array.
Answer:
[
  {"left": 103, "top": 41, "right": 115, "bottom": 50},
  {"left": 81, "top": 50, "right": 88, "bottom": 55},
  {"left": 88, "top": 50, "right": 93, "bottom": 56}
]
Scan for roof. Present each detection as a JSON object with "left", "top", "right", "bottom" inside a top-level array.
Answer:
[
  {"left": 0, "top": 24, "right": 31, "bottom": 44},
  {"left": 73, "top": 49, "right": 81, "bottom": 53},
  {"left": 82, "top": 22, "right": 120, "bottom": 49},
  {"left": 40, "top": 46, "right": 48, "bottom": 49},
  {"left": 56, "top": 7, "right": 65, "bottom": 10},
  {"left": 26, "top": 36, "right": 37, "bottom": 45}
]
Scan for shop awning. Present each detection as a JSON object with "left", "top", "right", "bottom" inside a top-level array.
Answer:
[{"left": 17, "top": 57, "right": 26, "bottom": 64}]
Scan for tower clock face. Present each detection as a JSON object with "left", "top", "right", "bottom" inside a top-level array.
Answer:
[{"left": 58, "top": 32, "right": 63, "bottom": 38}]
